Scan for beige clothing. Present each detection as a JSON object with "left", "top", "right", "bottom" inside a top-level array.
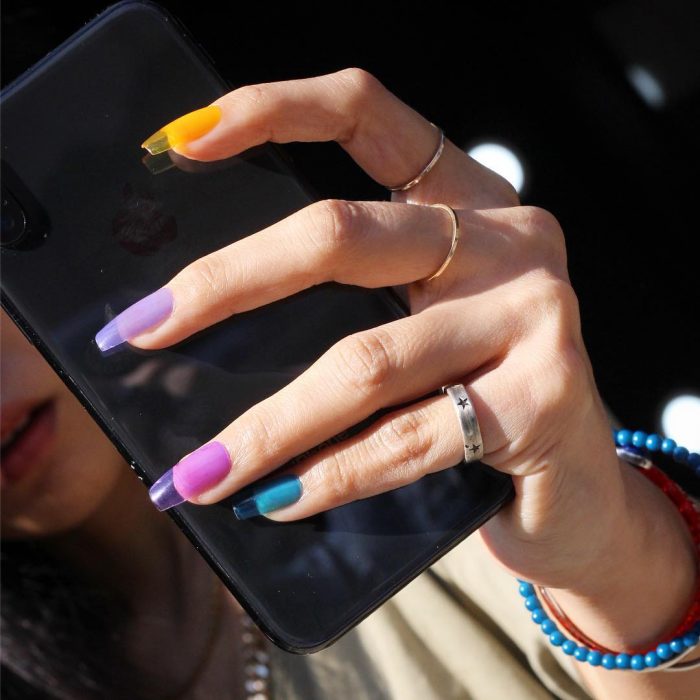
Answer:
[{"left": 267, "top": 530, "right": 592, "bottom": 699}]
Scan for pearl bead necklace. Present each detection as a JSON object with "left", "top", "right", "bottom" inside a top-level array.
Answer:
[{"left": 239, "top": 612, "right": 273, "bottom": 699}]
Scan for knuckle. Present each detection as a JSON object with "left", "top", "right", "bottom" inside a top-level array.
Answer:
[
  {"left": 519, "top": 205, "right": 560, "bottom": 233},
  {"left": 520, "top": 276, "right": 582, "bottom": 344},
  {"left": 511, "top": 278, "right": 590, "bottom": 441},
  {"left": 518, "top": 206, "right": 568, "bottom": 270},
  {"left": 234, "top": 83, "right": 269, "bottom": 109},
  {"left": 538, "top": 277, "right": 581, "bottom": 334},
  {"left": 321, "top": 451, "right": 360, "bottom": 502},
  {"left": 229, "top": 84, "right": 273, "bottom": 140},
  {"left": 376, "top": 410, "right": 431, "bottom": 470},
  {"left": 333, "top": 329, "right": 395, "bottom": 396},
  {"left": 238, "top": 407, "right": 279, "bottom": 464},
  {"left": 183, "top": 255, "right": 229, "bottom": 303},
  {"left": 531, "top": 341, "right": 589, "bottom": 429},
  {"left": 334, "top": 67, "right": 385, "bottom": 101},
  {"left": 524, "top": 294, "right": 589, "bottom": 430},
  {"left": 305, "top": 199, "right": 359, "bottom": 258},
  {"left": 329, "top": 69, "right": 386, "bottom": 142}
]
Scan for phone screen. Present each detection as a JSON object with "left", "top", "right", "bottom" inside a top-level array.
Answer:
[{"left": 0, "top": 1, "right": 514, "bottom": 652}]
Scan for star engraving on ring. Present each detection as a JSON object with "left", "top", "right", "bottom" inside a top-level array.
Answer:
[
  {"left": 465, "top": 443, "right": 481, "bottom": 455},
  {"left": 457, "top": 397, "right": 470, "bottom": 409}
]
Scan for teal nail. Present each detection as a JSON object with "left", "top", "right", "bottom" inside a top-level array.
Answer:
[{"left": 232, "top": 475, "right": 302, "bottom": 520}]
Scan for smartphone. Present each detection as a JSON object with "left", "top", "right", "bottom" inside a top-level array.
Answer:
[{"left": 0, "top": 0, "right": 514, "bottom": 653}]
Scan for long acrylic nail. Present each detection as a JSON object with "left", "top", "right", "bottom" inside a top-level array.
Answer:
[
  {"left": 232, "top": 475, "right": 302, "bottom": 520},
  {"left": 149, "top": 441, "right": 232, "bottom": 511},
  {"left": 141, "top": 105, "right": 222, "bottom": 155},
  {"left": 95, "top": 288, "right": 173, "bottom": 352}
]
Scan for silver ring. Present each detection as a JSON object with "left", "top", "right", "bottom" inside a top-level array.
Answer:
[
  {"left": 441, "top": 384, "right": 484, "bottom": 463},
  {"left": 388, "top": 124, "right": 445, "bottom": 192}
]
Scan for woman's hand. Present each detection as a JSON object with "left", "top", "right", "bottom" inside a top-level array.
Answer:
[
  {"left": 94, "top": 69, "right": 700, "bottom": 698},
  {"left": 95, "top": 69, "right": 642, "bottom": 593}
]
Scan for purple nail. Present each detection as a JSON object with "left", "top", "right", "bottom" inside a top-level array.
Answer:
[
  {"left": 95, "top": 287, "right": 173, "bottom": 352},
  {"left": 149, "top": 441, "right": 231, "bottom": 511}
]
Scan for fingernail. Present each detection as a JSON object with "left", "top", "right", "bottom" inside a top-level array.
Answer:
[
  {"left": 149, "top": 441, "right": 232, "bottom": 511},
  {"left": 141, "top": 105, "right": 222, "bottom": 155},
  {"left": 95, "top": 288, "right": 173, "bottom": 352},
  {"left": 232, "top": 475, "right": 302, "bottom": 520}
]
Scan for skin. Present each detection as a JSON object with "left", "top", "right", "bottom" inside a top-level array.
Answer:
[
  {"left": 0, "top": 311, "right": 251, "bottom": 698},
  {"left": 0, "top": 313, "right": 128, "bottom": 538},
  {"left": 132, "top": 69, "right": 699, "bottom": 697},
  {"left": 2, "top": 68, "right": 698, "bottom": 698}
]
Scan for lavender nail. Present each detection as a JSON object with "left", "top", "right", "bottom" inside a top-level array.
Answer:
[
  {"left": 149, "top": 441, "right": 231, "bottom": 511},
  {"left": 95, "top": 287, "right": 173, "bottom": 352}
]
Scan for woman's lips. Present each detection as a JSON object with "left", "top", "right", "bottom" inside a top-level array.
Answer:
[{"left": 0, "top": 399, "right": 57, "bottom": 483}]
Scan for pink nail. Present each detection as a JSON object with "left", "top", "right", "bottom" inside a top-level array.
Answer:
[{"left": 149, "top": 441, "right": 231, "bottom": 511}]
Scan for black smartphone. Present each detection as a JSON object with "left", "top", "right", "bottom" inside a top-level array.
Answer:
[{"left": 0, "top": 0, "right": 514, "bottom": 653}]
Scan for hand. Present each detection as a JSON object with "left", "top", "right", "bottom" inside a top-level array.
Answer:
[{"left": 96, "top": 69, "right": 627, "bottom": 592}]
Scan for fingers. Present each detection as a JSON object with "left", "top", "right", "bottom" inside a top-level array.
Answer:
[
  {"left": 140, "top": 202, "right": 577, "bottom": 517},
  {"left": 105, "top": 201, "right": 460, "bottom": 351},
  {"left": 234, "top": 320, "right": 582, "bottom": 523},
  {"left": 229, "top": 356, "right": 519, "bottom": 522},
  {"left": 235, "top": 392, "right": 466, "bottom": 521},
  {"left": 254, "top": 387, "right": 494, "bottom": 522},
  {"left": 147, "top": 296, "right": 516, "bottom": 511},
  {"left": 142, "top": 68, "right": 518, "bottom": 208}
]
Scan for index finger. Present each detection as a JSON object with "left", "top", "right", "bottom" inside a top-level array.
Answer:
[{"left": 142, "top": 68, "right": 518, "bottom": 208}]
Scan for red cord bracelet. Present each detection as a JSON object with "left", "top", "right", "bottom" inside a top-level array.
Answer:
[
  {"left": 519, "top": 435, "right": 700, "bottom": 672},
  {"left": 537, "top": 453, "right": 700, "bottom": 657}
]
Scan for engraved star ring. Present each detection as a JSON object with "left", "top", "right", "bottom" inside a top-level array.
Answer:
[{"left": 441, "top": 384, "right": 484, "bottom": 463}]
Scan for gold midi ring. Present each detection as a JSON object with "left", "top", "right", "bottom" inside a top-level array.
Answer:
[
  {"left": 387, "top": 124, "right": 445, "bottom": 192},
  {"left": 424, "top": 204, "right": 460, "bottom": 281}
]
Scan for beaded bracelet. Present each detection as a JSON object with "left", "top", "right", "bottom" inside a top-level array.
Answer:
[{"left": 517, "top": 430, "right": 700, "bottom": 672}]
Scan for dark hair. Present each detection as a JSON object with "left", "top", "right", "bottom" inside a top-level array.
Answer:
[{"left": 1, "top": 539, "right": 141, "bottom": 699}]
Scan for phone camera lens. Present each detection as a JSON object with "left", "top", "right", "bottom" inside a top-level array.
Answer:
[{"left": 1, "top": 190, "right": 27, "bottom": 247}]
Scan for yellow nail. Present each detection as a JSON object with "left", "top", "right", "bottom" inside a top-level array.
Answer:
[{"left": 141, "top": 105, "right": 222, "bottom": 155}]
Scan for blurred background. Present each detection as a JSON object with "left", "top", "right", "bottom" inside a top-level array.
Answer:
[{"left": 2, "top": 0, "right": 699, "bottom": 460}]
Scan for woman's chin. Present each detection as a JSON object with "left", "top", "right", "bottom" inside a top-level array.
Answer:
[
  {"left": 1, "top": 488, "right": 108, "bottom": 539},
  {"left": 1, "top": 454, "right": 128, "bottom": 539}
]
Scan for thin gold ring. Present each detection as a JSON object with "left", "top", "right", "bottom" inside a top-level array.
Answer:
[
  {"left": 387, "top": 124, "right": 445, "bottom": 192},
  {"left": 424, "top": 204, "right": 460, "bottom": 281}
]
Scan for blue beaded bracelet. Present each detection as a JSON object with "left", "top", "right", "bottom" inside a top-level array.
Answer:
[
  {"left": 614, "top": 428, "right": 700, "bottom": 480},
  {"left": 517, "top": 580, "right": 700, "bottom": 672},
  {"left": 516, "top": 430, "right": 700, "bottom": 672}
]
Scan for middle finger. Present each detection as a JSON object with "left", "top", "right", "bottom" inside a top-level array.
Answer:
[{"left": 96, "top": 200, "right": 468, "bottom": 352}]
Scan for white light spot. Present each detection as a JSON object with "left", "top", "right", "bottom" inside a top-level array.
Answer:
[
  {"left": 467, "top": 142, "right": 525, "bottom": 193},
  {"left": 626, "top": 65, "right": 666, "bottom": 109},
  {"left": 661, "top": 394, "right": 700, "bottom": 453}
]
